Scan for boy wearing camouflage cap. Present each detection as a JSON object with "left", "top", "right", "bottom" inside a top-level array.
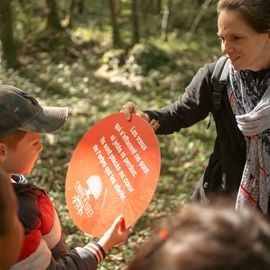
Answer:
[{"left": 0, "top": 85, "right": 128, "bottom": 270}]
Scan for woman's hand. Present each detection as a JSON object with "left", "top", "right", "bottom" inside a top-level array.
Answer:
[
  {"left": 121, "top": 102, "right": 160, "bottom": 131},
  {"left": 121, "top": 102, "right": 149, "bottom": 122},
  {"left": 97, "top": 215, "right": 129, "bottom": 252}
]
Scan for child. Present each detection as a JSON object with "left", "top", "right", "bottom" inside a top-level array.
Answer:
[
  {"left": 0, "top": 168, "right": 23, "bottom": 270},
  {"left": 127, "top": 200, "right": 270, "bottom": 270},
  {"left": 0, "top": 85, "right": 129, "bottom": 269}
]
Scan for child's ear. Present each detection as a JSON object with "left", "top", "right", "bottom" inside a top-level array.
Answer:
[{"left": 0, "top": 143, "right": 7, "bottom": 162}]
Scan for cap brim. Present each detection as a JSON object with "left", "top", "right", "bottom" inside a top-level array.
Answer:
[{"left": 19, "top": 106, "right": 68, "bottom": 133}]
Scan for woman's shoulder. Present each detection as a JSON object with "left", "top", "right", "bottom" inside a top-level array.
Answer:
[
  {"left": 201, "top": 58, "right": 218, "bottom": 74},
  {"left": 189, "top": 59, "right": 217, "bottom": 86}
]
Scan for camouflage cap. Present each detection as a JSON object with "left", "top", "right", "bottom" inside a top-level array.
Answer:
[{"left": 0, "top": 85, "right": 68, "bottom": 136}]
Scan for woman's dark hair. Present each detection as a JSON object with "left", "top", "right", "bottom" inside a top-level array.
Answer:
[
  {"left": 217, "top": 0, "right": 270, "bottom": 33},
  {"left": 128, "top": 201, "right": 270, "bottom": 270}
]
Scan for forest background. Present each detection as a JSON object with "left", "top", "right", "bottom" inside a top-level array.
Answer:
[{"left": 1, "top": 0, "right": 220, "bottom": 269}]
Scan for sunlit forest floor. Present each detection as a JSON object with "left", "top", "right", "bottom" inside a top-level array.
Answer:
[{"left": 0, "top": 30, "right": 220, "bottom": 269}]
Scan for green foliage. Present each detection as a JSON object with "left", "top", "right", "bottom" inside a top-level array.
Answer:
[
  {"left": 127, "top": 43, "right": 173, "bottom": 73},
  {"left": 0, "top": 1, "right": 222, "bottom": 269},
  {"left": 102, "top": 49, "right": 126, "bottom": 69}
]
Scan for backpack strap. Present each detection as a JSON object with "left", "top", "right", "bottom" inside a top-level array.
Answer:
[{"left": 211, "top": 55, "right": 229, "bottom": 114}]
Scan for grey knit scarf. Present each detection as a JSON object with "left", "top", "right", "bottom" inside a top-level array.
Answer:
[{"left": 227, "top": 63, "right": 270, "bottom": 215}]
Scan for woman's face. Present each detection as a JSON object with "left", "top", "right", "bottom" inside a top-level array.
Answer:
[{"left": 218, "top": 10, "right": 270, "bottom": 71}]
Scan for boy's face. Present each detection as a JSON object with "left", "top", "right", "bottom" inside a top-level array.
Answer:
[{"left": 2, "top": 132, "right": 43, "bottom": 175}]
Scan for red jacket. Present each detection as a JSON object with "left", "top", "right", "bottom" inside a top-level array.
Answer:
[{"left": 12, "top": 174, "right": 105, "bottom": 270}]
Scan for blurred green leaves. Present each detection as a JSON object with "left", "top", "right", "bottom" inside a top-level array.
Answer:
[{"left": 0, "top": 4, "right": 219, "bottom": 268}]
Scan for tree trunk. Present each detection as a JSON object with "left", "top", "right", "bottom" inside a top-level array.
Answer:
[
  {"left": 67, "top": 0, "right": 84, "bottom": 28},
  {"left": 188, "top": 0, "right": 213, "bottom": 36},
  {"left": 141, "top": 0, "right": 154, "bottom": 14},
  {"left": 77, "top": 0, "right": 84, "bottom": 14},
  {"left": 0, "top": 0, "right": 19, "bottom": 68},
  {"left": 67, "top": 0, "right": 75, "bottom": 28},
  {"left": 157, "top": 0, "right": 162, "bottom": 14},
  {"left": 161, "top": 0, "right": 173, "bottom": 41},
  {"left": 108, "top": 0, "right": 121, "bottom": 47},
  {"left": 131, "top": 0, "right": 140, "bottom": 45},
  {"left": 140, "top": 0, "right": 151, "bottom": 37},
  {"left": 46, "top": 0, "right": 63, "bottom": 31}
]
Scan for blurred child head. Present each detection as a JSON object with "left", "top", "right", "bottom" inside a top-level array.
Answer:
[
  {"left": 0, "top": 169, "right": 23, "bottom": 270},
  {"left": 128, "top": 201, "right": 270, "bottom": 270}
]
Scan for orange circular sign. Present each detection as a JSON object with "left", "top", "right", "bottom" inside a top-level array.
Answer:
[{"left": 65, "top": 113, "right": 160, "bottom": 237}]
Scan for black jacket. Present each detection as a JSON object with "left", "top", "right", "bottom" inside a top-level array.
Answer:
[{"left": 145, "top": 61, "right": 246, "bottom": 202}]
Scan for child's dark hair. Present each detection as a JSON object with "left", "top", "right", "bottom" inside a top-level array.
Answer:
[
  {"left": 128, "top": 201, "right": 270, "bottom": 270},
  {"left": 0, "top": 130, "right": 26, "bottom": 150}
]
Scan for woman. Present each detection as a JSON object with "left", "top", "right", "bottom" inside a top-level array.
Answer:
[{"left": 121, "top": 0, "right": 270, "bottom": 215}]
